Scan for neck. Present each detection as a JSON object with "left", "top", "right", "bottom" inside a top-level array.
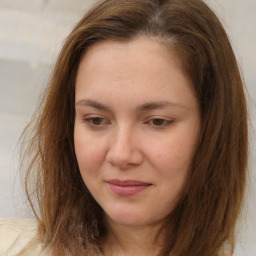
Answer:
[{"left": 102, "top": 217, "right": 164, "bottom": 256}]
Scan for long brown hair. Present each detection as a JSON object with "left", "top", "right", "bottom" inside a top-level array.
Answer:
[{"left": 20, "top": 0, "right": 248, "bottom": 255}]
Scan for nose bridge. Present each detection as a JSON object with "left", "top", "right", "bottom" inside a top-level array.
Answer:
[
  {"left": 111, "top": 124, "right": 134, "bottom": 158},
  {"left": 106, "top": 123, "right": 143, "bottom": 167},
  {"left": 115, "top": 124, "right": 131, "bottom": 149}
]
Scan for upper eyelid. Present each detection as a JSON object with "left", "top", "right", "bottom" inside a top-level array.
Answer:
[
  {"left": 81, "top": 115, "right": 173, "bottom": 121},
  {"left": 82, "top": 114, "right": 108, "bottom": 119},
  {"left": 81, "top": 113, "right": 174, "bottom": 122},
  {"left": 83, "top": 117, "right": 110, "bottom": 127},
  {"left": 145, "top": 117, "right": 174, "bottom": 126},
  {"left": 146, "top": 118, "right": 173, "bottom": 124},
  {"left": 83, "top": 116, "right": 109, "bottom": 121},
  {"left": 80, "top": 109, "right": 115, "bottom": 120},
  {"left": 145, "top": 116, "right": 173, "bottom": 121}
]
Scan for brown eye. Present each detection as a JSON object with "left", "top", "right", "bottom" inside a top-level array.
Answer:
[
  {"left": 152, "top": 119, "right": 165, "bottom": 126},
  {"left": 84, "top": 117, "right": 109, "bottom": 126},
  {"left": 91, "top": 117, "right": 106, "bottom": 125},
  {"left": 149, "top": 118, "right": 172, "bottom": 127}
]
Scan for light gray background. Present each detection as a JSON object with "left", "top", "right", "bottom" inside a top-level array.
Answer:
[{"left": 0, "top": 0, "right": 255, "bottom": 255}]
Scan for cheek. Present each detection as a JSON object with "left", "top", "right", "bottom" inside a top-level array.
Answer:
[
  {"left": 152, "top": 142, "right": 193, "bottom": 205},
  {"left": 149, "top": 129, "right": 198, "bottom": 183},
  {"left": 74, "top": 129, "right": 106, "bottom": 176},
  {"left": 153, "top": 141, "right": 194, "bottom": 171}
]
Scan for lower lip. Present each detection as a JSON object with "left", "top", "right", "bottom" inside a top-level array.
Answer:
[{"left": 107, "top": 183, "right": 151, "bottom": 196}]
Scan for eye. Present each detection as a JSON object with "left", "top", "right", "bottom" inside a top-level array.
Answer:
[
  {"left": 147, "top": 118, "right": 173, "bottom": 127},
  {"left": 83, "top": 116, "right": 109, "bottom": 127}
]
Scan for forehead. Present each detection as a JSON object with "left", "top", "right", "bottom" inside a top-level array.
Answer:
[
  {"left": 79, "top": 36, "right": 183, "bottom": 73},
  {"left": 75, "top": 37, "right": 197, "bottom": 111},
  {"left": 76, "top": 37, "right": 189, "bottom": 89}
]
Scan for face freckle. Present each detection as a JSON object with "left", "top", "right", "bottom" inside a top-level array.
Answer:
[
  {"left": 74, "top": 36, "right": 201, "bottom": 229},
  {"left": 156, "top": 153, "right": 163, "bottom": 160}
]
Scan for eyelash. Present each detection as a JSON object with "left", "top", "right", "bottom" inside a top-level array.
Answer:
[
  {"left": 82, "top": 116, "right": 173, "bottom": 129},
  {"left": 146, "top": 118, "right": 173, "bottom": 128},
  {"left": 83, "top": 117, "right": 109, "bottom": 127}
]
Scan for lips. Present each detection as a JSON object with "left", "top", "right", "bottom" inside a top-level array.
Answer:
[{"left": 106, "top": 179, "right": 152, "bottom": 196}]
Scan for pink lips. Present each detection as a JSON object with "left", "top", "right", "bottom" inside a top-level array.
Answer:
[{"left": 106, "top": 179, "right": 152, "bottom": 196}]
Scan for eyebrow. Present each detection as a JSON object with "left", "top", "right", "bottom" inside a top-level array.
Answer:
[
  {"left": 75, "top": 99, "right": 186, "bottom": 112},
  {"left": 76, "top": 99, "right": 111, "bottom": 111},
  {"left": 137, "top": 102, "right": 185, "bottom": 111}
]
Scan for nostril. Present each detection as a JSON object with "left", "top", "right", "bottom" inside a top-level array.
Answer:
[{"left": 106, "top": 144, "right": 144, "bottom": 168}]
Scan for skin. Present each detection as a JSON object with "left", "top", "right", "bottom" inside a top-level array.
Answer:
[{"left": 74, "top": 37, "right": 201, "bottom": 255}]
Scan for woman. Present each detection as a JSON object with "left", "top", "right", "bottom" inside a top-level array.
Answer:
[{"left": 0, "top": 0, "right": 248, "bottom": 255}]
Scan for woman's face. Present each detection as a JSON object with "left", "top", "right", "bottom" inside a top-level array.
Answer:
[{"left": 74, "top": 37, "right": 200, "bottom": 228}]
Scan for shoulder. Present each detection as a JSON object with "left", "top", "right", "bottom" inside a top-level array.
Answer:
[{"left": 0, "top": 217, "right": 48, "bottom": 255}]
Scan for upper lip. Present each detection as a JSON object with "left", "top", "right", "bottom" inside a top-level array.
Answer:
[{"left": 106, "top": 179, "right": 152, "bottom": 186}]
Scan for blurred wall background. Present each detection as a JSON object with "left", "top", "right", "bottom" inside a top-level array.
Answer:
[{"left": 0, "top": 0, "right": 255, "bottom": 255}]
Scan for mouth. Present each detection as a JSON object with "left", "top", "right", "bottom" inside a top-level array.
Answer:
[{"left": 106, "top": 179, "right": 152, "bottom": 196}]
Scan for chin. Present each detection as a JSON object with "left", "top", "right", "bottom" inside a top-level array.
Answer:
[{"left": 105, "top": 208, "right": 159, "bottom": 228}]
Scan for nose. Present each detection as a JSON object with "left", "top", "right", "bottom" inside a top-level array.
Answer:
[{"left": 106, "top": 127, "right": 144, "bottom": 169}]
